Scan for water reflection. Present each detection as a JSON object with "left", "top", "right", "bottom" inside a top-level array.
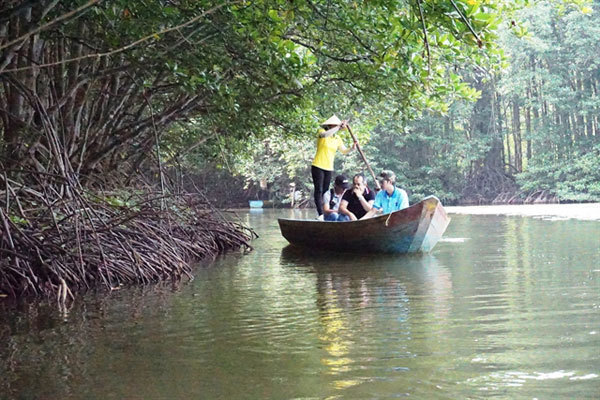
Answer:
[
  {"left": 280, "top": 246, "right": 455, "bottom": 394},
  {"left": 0, "top": 283, "right": 186, "bottom": 400},
  {"left": 1, "top": 211, "right": 598, "bottom": 399}
]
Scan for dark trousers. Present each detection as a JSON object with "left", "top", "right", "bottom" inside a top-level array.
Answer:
[{"left": 311, "top": 165, "right": 332, "bottom": 216}]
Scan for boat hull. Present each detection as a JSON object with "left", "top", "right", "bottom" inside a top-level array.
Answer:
[{"left": 277, "top": 196, "right": 450, "bottom": 253}]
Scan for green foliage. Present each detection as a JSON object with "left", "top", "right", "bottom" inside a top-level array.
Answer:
[
  {"left": 5, "top": 0, "right": 595, "bottom": 205},
  {"left": 217, "top": 0, "right": 598, "bottom": 206},
  {"left": 493, "top": 0, "right": 599, "bottom": 200},
  {"left": 362, "top": 100, "right": 480, "bottom": 204},
  {"left": 159, "top": 0, "right": 510, "bottom": 149},
  {"left": 9, "top": 215, "right": 27, "bottom": 226},
  {"left": 517, "top": 145, "right": 600, "bottom": 201},
  {"left": 232, "top": 133, "right": 314, "bottom": 202},
  {"left": 145, "top": 0, "right": 516, "bottom": 206}
]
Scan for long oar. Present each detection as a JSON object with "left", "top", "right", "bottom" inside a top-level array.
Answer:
[{"left": 346, "top": 124, "right": 380, "bottom": 190}]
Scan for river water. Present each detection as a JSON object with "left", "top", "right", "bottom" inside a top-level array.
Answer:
[{"left": 1, "top": 208, "right": 599, "bottom": 399}]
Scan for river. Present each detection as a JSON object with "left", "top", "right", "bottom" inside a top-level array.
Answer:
[{"left": 1, "top": 206, "right": 599, "bottom": 399}]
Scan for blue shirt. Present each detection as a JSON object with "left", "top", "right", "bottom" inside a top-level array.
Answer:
[{"left": 373, "top": 187, "right": 409, "bottom": 214}]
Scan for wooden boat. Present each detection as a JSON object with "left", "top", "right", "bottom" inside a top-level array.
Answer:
[{"left": 278, "top": 196, "right": 450, "bottom": 254}]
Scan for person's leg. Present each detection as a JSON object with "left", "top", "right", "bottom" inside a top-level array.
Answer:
[
  {"left": 320, "top": 170, "right": 333, "bottom": 218},
  {"left": 337, "top": 214, "right": 350, "bottom": 222},
  {"left": 322, "top": 170, "right": 332, "bottom": 201},
  {"left": 324, "top": 212, "right": 338, "bottom": 221},
  {"left": 311, "top": 166, "right": 325, "bottom": 216},
  {"left": 325, "top": 213, "right": 340, "bottom": 222}
]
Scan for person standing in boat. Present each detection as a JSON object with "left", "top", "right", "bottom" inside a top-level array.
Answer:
[
  {"left": 311, "top": 115, "right": 356, "bottom": 219},
  {"left": 362, "top": 170, "right": 409, "bottom": 218},
  {"left": 322, "top": 175, "right": 351, "bottom": 221},
  {"left": 339, "top": 173, "right": 375, "bottom": 221}
]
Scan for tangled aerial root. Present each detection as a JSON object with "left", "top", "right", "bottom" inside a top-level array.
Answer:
[
  {"left": 0, "top": 171, "right": 254, "bottom": 304},
  {"left": 461, "top": 166, "right": 518, "bottom": 205}
]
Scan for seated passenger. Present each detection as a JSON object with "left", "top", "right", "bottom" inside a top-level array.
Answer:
[
  {"left": 362, "top": 170, "right": 409, "bottom": 218},
  {"left": 339, "top": 174, "right": 375, "bottom": 221},
  {"left": 323, "top": 175, "right": 351, "bottom": 221}
]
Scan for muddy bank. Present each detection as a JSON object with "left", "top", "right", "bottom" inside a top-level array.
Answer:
[{"left": 446, "top": 203, "right": 600, "bottom": 221}]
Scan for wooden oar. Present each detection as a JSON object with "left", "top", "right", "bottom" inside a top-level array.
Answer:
[{"left": 345, "top": 124, "right": 380, "bottom": 190}]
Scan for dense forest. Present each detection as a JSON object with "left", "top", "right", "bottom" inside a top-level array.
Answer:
[
  {"left": 0, "top": 0, "right": 597, "bottom": 299},
  {"left": 220, "top": 0, "right": 600, "bottom": 206}
]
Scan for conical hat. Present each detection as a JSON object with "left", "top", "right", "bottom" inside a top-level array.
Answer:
[{"left": 321, "top": 115, "right": 342, "bottom": 127}]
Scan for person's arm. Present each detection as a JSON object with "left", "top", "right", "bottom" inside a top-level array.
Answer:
[
  {"left": 361, "top": 192, "right": 382, "bottom": 219},
  {"left": 338, "top": 124, "right": 357, "bottom": 154},
  {"left": 339, "top": 142, "right": 355, "bottom": 155},
  {"left": 320, "top": 120, "right": 348, "bottom": 138},
  {"left": 338, "top": 135, "right": 357, "bottom": 155},
  {"left": 322, "top": 192, "right": 334, "bottom": 215},
  {"left": 399, "top": 189, "right": 409, "bottom": 210},
  {"left": 356, "top": 190, "right": 374, "bottom": 212},
  {"left": 360, "top": 207, "right": 381, "bottom": 219},
  {"left": 319, "top": 126, "right": 339, "bottom": 138},
  {"left": 339, "top": 199, "right": 357, "bottom": 221}
]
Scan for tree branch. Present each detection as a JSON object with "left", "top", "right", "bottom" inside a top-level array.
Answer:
[
  {"left": 0, "top": 0, "right": 101, "bottom": 52},
  {"left": 0, "top": 1, "right": 242, "bottom": 75},
  {"left": 449, "top": 0, "right": 483, "bottom": 48},
  {"left": 416, "top": 0, "right": 431, "bottom": 74}
]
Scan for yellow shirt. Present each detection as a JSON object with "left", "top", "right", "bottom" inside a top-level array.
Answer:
[{"left": 311, "top": 130, "right": 343, "bottom": 171}]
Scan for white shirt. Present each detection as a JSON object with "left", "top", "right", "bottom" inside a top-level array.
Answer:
[{"left": 323, "top": 189, "right": 345, "bottom": 212}]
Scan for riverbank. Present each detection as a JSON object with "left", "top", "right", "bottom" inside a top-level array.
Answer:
[
  {"left": 0, "top": 173, "right": 254, "bottom": 301},
  {"left": 446, "top": 203, "right": 600, "bottom": 221}
]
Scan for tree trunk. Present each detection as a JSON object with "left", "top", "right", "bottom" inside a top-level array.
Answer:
[
  {"left": 504, "top": 102, "right": 512, "bottom": 171},
  {"left": 512, "top": 98, "right": 522, "bottom": 172},
  {"left": 525, "top": 105, "right": 532, "bottom": 162}
]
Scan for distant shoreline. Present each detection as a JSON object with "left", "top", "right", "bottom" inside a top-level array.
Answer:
[
  {"left": 446, "top": 203, "right": 600, "bottom": 221},
  {"left": 231, "top": 202, "right": 600, "bottom": 222}
]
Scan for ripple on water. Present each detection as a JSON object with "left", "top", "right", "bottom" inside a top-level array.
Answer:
[{"left": 1, "top": 212, "right": 599, "bottom": 399}]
